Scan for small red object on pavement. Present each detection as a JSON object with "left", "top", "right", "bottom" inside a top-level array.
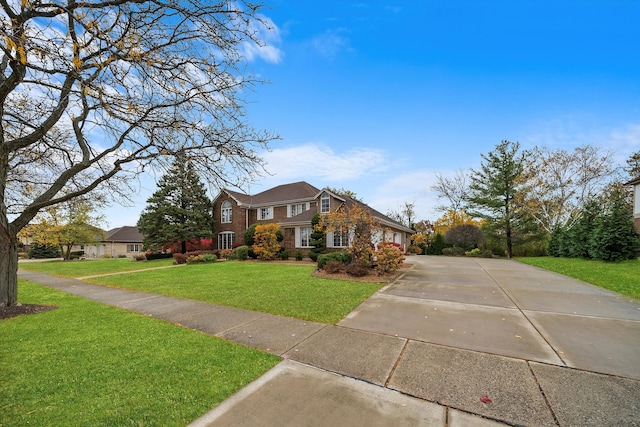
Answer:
[{"left": 480, "top": 395, "right": 492, "bottom": 404}]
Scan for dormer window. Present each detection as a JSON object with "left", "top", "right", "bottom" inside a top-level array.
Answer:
[
  {"left": 221, "top": 200, "right": 232, "bottom": 223},
  {"left": 321, "top": 193, "right": 330, "bottom": 213}
]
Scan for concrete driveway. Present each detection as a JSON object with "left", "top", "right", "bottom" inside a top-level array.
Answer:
[{"left": 339, "top": 256, "right": 640, "bottom": 380}]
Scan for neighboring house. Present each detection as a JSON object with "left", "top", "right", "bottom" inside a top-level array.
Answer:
[
  {"left": 211, "top": 181, "right": 414, "bottom": 256},
  {"left": 625, "top": 176, "right": 640, "bottom": 231},
  {"left": 73, "top": 226, "right": 144, "bottom": 258}
]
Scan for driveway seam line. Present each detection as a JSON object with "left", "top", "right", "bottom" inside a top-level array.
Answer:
[
  {"left": 384, "top": 338, "right": 409, "bottom": 388},
  {"left": 527, "top": 361, "right": 561, "bottom": 427},
  {"left": 475, "top": 259, "right": 567, "bottom": 365}
]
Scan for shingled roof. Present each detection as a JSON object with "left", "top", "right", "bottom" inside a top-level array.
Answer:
[
  {"left": 221, "top": 181, "right": 321, "bottom": 207},
  {"left": 105, "top": 226, "right": 144, "bottom": 242}
]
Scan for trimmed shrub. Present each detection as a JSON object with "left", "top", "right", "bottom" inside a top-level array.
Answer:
[
  {"left": 203, "top": 253, "right": 217, "bottom": 262},
  {"left": 235, "top": 245, "right": 249, "bottom": 261},
  {"left": 133, "top": 254, "right": 147, "bottom": 261},
  {"left": 345, "top": 261, "right": 369, "bottom": 277},
  {"left": 173, "top": 253, "right": 187, "bottom": 264},
  {"left": 317, "top": 251, "right": 352, "bottom": 269},
  {"left": 294, "top": 251, "right": 303, "bottom": 261},
  {"left": 324, "top": 260, "right": 345, "bottom": 274},
  {"left": 146, "top": 252, "right": 173, "bottom": 260},
  {"left": 279, "top": 250, "right": 289, "bottom": 260},
  {"left": 376, "top": 244, "right": 405, "bottom": 274},
  {"left": 442, "top": 247, "right": 466, "bottom": 256},
  {"left": 219, "top": 249, "right": 232, "bottom": 259}
]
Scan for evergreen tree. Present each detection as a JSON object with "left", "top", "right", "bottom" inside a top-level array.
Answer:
[
  {"left": 138, "top": 156, "right": 213, "bottom": 253},
  {"left": 588, "top": 185, "right": 640, "bottom": 261},
  {"left": 467, "top": 140, "right": 526, "bottom": 258},
  {"left": 309, "top": 213, "right": 326, "bottom": 262}
]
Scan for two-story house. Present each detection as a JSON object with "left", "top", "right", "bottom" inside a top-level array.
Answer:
[
  {"left": 625, "top": 176, "right": 640, "bottom": 231},
  {"left": 211, "top": 181, "right": 414, "bottom": 256}
]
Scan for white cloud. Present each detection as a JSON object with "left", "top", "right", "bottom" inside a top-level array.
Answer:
[
  {"left": 368, "top": 170, "right": 441, "bottom": 222},
  {"left": 311, "top": 29, "right": 352, "bottom": 60},
  {"left": 259, "top": 143, "right": 387, "bottom": 185},
  {"left": 240, "top": 15, "right": 284, "bottom": 64}
]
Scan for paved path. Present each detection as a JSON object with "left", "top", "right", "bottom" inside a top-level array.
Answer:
[{"left": 18, "top": 257, "right": 640, "bottom": 426}]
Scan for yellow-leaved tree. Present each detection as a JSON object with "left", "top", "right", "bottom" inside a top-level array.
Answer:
[{"left": 252, "top": 224, "right": 281, "bottom": 261}]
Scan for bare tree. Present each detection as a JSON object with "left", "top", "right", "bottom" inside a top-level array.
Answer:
[
  {"left": 431, "top": 170, "right": 470, "bottom": 214},
  {"left": 1, "top": 1, "right": 279, "bottom": 306},
  {"left": 387, "top": 202, "right": 415, "bottom": 229},
  {"left": 521, "top": 145, "right": 615, "bottom": 234}
]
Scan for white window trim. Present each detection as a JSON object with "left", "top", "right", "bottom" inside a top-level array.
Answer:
[
  {"left": 295, "top": 226, "right": 313, "bottom": 248},
  {"left": 321, "top": 194, "right": 330, "bottom": 213},
  {"left": 259, "top": 207, "right": 273, "bottom": 220},
  {"left": 218, "top": 232, "right": 235, "bottom": 250},
  {"left": 221, "top": 201, "right": 232, "bottom": 224},
  {"left": 288, "top": 202, "right": 310, "bottom": 218}
]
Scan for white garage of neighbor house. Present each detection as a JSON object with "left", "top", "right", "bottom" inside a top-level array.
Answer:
[{"left": 72, "top": 226, "right": 144, "bottom": 258}]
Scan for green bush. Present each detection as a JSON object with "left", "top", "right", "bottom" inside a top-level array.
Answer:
[
  {"left": 279, "top": 250, "right": 289, "bottom": 260},
  {"left": 202, "top": 253, "right": 218, "bottom": 262},
  {"left": 294, "top": 251, "right": 303, "bottom": 261},
  {"left": 427, "top": 233, "right": 445, "bottom": 255},
  {"left": 442, "top": 247, "right": 466, "bottom": 256},
  {"left": 28, "top": 243, "right": 61, "bottom": 259},
  {"left": 235, "top": 245, "right": 249, "bottom": 261},
  {"left": 146, "top": 252, "right": 174, "bottom": 260},
  {"left": 317, "top": 251, "right": 352, "bottom": 269}
]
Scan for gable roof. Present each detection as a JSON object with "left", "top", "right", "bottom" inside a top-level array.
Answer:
[
  {"left": 105, "top": 226, "right": 144, "bottom": 242},
  {"left": 341, "top": 195, "right": 414, "bottom": 234},
  {"left": 217, "top": 181, "right": 321, "bottom": 207}
]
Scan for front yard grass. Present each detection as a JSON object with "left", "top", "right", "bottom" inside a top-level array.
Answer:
[
  {"left": 19, "top": 257, "right": 175, "bottom": 277},
  {"left": 87, "top": 262, "right": 383, "bottom": 324},
  {"left": 517, "top": 257, "right": 640, "bottom": 300},
  {"left": 20, "top": 259, "right": 384, "bottom": 324},
  {"left": 1, "top": 280, "right": 280, "bottom": 427}
]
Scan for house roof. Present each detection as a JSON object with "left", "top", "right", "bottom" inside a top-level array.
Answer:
[
  {"left": 624, "top": 176, "right": 640, "bottom": 186},
  {"left": 218, "top": 181, "right": 321, "bottom": 207},
  {"left": 342, "top": 195, "right": 415, "bottom": 234},
  {"left": 105, "top": 226, "right": 144, "bottom": 242}
]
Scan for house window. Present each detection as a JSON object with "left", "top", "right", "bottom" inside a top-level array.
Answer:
[
  {"left": 128, "top": 244, "right": 140, "bottom": 252},
  {"left": 259, "top": 207, "right": 273, "bottom": 220},
  {"left": 333, "top": 229, "right": 347, "bottom": 247},
  {"left": 218, "top": 232, "right": 235, "bottom": 250},
  {"left": 221, "top": 200, "right": 232, "bottom": 223},
  {"left": 289, "top": 203, "right": 308, "bottom": 217},
  {"left": 321, "top": 194, "right": 330, "bottom": 213},
  {"left": 300, "top": 227, "right": 312, "bottom": 247}
]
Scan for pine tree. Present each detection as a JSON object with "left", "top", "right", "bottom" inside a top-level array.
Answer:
[
  {"left": 467, "top": 140, "right": 526, "bottom": 258},
  {"left": 138, "top": 156, "right": 213, "bottom": 253},
  {"left": 309, "top": 213, "right": 326, "bottom": 262}
]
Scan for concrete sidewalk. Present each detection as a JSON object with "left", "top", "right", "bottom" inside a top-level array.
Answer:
[{"left": 18, "top": 258, "right": 640, "bottom": 427}]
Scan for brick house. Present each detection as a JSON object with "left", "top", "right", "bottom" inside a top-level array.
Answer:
[
  {"left": 211, "top": 181, "right": 414, "bottom": 256},
  {"left": 625, "top": 176, "right": 640, "bottom": 231}
]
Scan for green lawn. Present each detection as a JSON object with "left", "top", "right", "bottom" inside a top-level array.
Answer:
[
  {"left": 19, "top": 257, "right": 175, "bottom": 277},
  {"left": 19, "top": 259, "right": 383, "bottom": 324},
  {"left": 517, "top": 257, "right": 640, "bottom": 300},
  {"left": 1, "top": 280, "right": 280, "bottom": 427}
]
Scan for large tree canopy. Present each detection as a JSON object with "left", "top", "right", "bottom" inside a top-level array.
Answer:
[
  {"left": 466, "top": 140, "right": 526, "bottom": 258},
  {"left": 137, "top": 156, "right": 213, "bottom": 254},
  {"left": 1, "top": 1, "right": 279, "bottom": 306}
]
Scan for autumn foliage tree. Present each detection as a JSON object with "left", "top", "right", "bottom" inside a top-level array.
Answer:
[
  {"left": 252, "top": 223, "right": 281, "bottom": 260},
  {"left": 318, "top": 203, "right": 379, "bottom": 266},
  {"left": 0, "top": 1, "right": 279, "bottom": 306}
]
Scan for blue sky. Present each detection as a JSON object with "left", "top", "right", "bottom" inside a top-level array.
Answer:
[{"left": 106, "top": 0, "right": 640, "bottom": 228}]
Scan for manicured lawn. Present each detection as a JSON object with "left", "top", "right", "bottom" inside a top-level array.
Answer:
[
  {"left": 87, "top": 261, "right": 383, "bottom": 323},
  {"left": 1, "top": 280, "right": 280, "bottom": 427},
  {"left": 19, "top": 257, "right": 175, "bottom": 277},
  {"left": 517, "top": 257, "right": 640, "bottom": 300}
]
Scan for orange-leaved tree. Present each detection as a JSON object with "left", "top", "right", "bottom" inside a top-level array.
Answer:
[
  {"left": 318, "top": 204, "right": 379, "bottom": 265},
  {"left": 252, "top": 223, "right": 281, "bottom": 261}
]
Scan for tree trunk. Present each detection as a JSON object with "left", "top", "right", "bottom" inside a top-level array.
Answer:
[{"left": 0, "top": 224, "right": 18, "bottom": 307}]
